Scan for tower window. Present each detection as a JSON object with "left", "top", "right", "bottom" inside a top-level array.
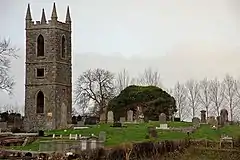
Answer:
[
  {"left": 36, "top": 68, "right": 44, "bottom": 77},
  {"left": 36, "top": 91, "right": 44, "bottom": 113},
  {"left": 61, "top": 35, "right": 66, "bottom": 58},
  {"left": 37, "top": 34, "right": 44, "bottom": 57}
]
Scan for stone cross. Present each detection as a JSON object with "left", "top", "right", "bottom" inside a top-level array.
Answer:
[
  {"left": 159, "top": 113, "right": 167, "bottom": 124},
  {"left": 107, "top": 111, "right": 114, "bottom": 123},
  {"left": 127, "top": 110, "right": 133, "bottom": 122}
]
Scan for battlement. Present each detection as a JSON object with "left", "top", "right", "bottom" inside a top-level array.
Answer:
[{"left": 25, "top": 3, "right": 71, "bottom": 31}]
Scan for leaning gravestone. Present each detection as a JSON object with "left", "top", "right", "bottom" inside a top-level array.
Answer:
[
  {"left": 127, "top": 110, "right": 133, "bottom": 122},
  {"left": 192, "top": 117, "right": 200, "bottom": 127},
  {"left": 99, "top": 131, "right": 106, "bottom": 142},
  {"left": 107, "top": 111, "right": 114, "bottom": 123},
  {"left": 159, "top": 113, "right": 167, "bottom": 124}
]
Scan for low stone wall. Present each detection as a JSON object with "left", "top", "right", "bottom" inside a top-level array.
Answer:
[{"left": 39, "top": 139, "right": 104, "bottom": 153}]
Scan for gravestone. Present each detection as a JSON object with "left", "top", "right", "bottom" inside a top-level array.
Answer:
[
  {"left": 220, "top": 109, "right": 228, "bottom": 126},
  {"left": 76, "top": 121, "right": 84, "bottom": 127},
  {"left": 127, "top": 110, "right": 133, "bottom": 122},
  {"left": 107, "top": 111, "right": 114, "bottom": 123},
  {"left": 60, "top": 103, "right": 68, "bottom": 128},
  {"left": 216, "top": 116, "right": 220, "bottom": 125},
  {"left": 13, "top": 117, "right": 22, "bottom": 129},
  {"left": 207, "top": 116, "right": 218, "bottom": 126},
  {"left": 192, "top": 117, "right": 200, "bottom": 127},
  {"left": 148, "top": 127, "right": 158, "bottom": 138},
  {"left": 120, "top": 117, "right": 125, "bottom": 123},
  {"left": 100, "top": 113, "right": 106, "bottom": 123},
  {"left": 99, "top": 131, "right": 106, "bottom": 142},
  {"left": 0, "top": 122, "right": 7, "bottom": 129},
  {"left": 159, "top": 113, "right": 167, "bottom": 124},
  {"left": 200, "top": 110, "right": 206, "bottom": 123}
]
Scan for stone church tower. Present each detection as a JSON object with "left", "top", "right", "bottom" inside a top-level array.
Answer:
[{"left": 24, "top": 3, "right": 72, "bottom": 131}]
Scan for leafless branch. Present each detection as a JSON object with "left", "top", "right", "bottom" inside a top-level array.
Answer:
[
  {"left": 0, "top": 38, "right": 19, "bottom": 94},
  {"left": 185, "top": 79, "right": 200, "bottom": 118},
  {"left": 137, "top": 67, "right": 162, "bottom": 87},
  {"left": 198, "top": 78, "right": 211, "bottom": 118},
  {"left": 209, "top": 78, "right": 225, "bottom": 116},
  {"left": 74, "top": 68, "right": 115, "bottom": 116},
  {"left": 173, "top": 81, "right": 187, "bottom": 120},
  {"left": 223, "top": 74, "right": 237, "bottom": 121}
]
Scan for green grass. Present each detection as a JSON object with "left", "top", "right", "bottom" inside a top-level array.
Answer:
[
  {"left": 6, "top": 122, "right": 240, "bottom": 151},
  {"left": 191, "top": 124, "right": 240, "bottom": 141}
]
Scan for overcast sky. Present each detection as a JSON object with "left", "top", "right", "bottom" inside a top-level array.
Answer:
[{"left": 0, "top": 0, "right": 240, "bottom": 114}]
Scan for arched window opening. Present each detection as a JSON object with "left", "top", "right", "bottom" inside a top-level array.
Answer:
[
  {"left": 61, "top": 35, "right": 66, "bottom": 58},
  {"left": 36, "top": 91, "right": 44, "bottom": 113},
  {"left": 37, "top": 35, "right": 44, "bottom": 57}
]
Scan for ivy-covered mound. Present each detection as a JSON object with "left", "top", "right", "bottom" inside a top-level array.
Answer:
[{"left": 108, "top": 85, "right": 177, "bottom": 121}]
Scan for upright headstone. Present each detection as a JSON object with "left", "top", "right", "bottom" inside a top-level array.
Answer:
[
  {"left": 192, "top": 117, "right": 200, "bottom": 127},
  {"left": 220, "top": 109, "right": 228, "bottom": 126},
  {"left": 159, "top": 113, "right": 167, "bottom": 124},
  {"left": 127, "top": 110, "right": 133, "bottom": 122},
  {"left": 200, "top": 110, "right": 206, "bottom": 123},
  {"left": 216, "top": 116, "right": 220, "bottom": 125},
  {"left": 100, "top": 113, "right": 106, "bottom": 123},
  {"left": 107, "top": 111, "right": 114, "bottom": 123},
  {"left": 207, "top": 116, "right": 218, "bottom": 127},
  {"left": 99, "top": 131, "right": 106, "bottom": 142},
  {"left": 120, "top": 117, "right": 125, "bottom": 123}
]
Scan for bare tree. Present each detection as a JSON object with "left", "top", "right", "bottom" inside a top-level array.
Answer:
[
  {"left": 75, "top": 93, "right": 90, "bottom": 116},
  {"left": 223, "top": 74, "right": 237, "bottom": 121},
  {"left": 198, "top": 78, "right": 211, "bottom": 118},
  {"left": 0, "top": 38, "right": 18, "bottom": 94},
  {"left": 173, "top": 81, "right": 188, "bottom": 120},
  {"left": 209, "top": 78, "right": 225, "bottom": 116},
  {"left": 74, "top": 68, "right": 115, "bottom": 116},
  {"left": 137, "top": 67, "right": 162, "bottom": 87},
  {"left": 185, "top": 79, "right": 200, "bottom": 118},
  {"left": 115, "top": 69, "right": 131, "bottom": 94}
]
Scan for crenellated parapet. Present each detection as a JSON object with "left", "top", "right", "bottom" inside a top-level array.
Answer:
[{"left": 25, "top": 3, "right": 71, "bottom": 32}]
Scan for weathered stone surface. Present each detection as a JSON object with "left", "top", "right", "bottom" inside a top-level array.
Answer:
[
  {"left": 24, "top": 4, "right": 72, "bottom": 131},
  {"left": 159, "top": 113, "right": 167, "bottom": 124}
]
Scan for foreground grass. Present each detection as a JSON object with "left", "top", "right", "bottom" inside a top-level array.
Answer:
[{"left": 6, "top": 122, "right": 240, "bottom": 151}]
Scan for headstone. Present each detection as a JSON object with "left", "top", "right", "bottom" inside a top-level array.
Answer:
[
  {"left": 61, "top": 103, "right": 68, "bottom": 128},
  {"left": 107, "top": 111, "right": 114, "bottom": 123},
  {"left": 148, "top": 127, "right": 158, "bottom": 138},
  {"left": 207, "top": 116, "right": 218, "bottom": 126},
  {"left": 76, "top": 121, "right": 84, "bottom": 127},
  {"left": 216, "top": 116, "right": 220, "bottom": 125},
  {"left": 0, "top": 122, "right": 7, "bottom": 130},
  {"left": 90, "top": 140, "right": 97, "bottom": 149},
  {"left": 159, "top": 113, "right": 167, "bottom": 124},
  {"left": 69, "top": 134, "right": 78, "bottom": 140},
  {"left": 120, "top": 117, "right": 125, "bottom": 123},
  {"left": 192, "top": 117, "right": 200, "bottom": 127},
  {"left": 220, "top": 109, "right": 228, "bottom": 126},
  {"left": 14, "top": 117, "right": 22, "bottom": 129},
  {"left": 127, "top": 110, "right": 133, "bottom": 122},
  {"left": 99, "top": 131, "right": 106, "bottom": 142},
  {"left": 200, "top": 110, "right": 206, "bottom": 123},
  {"left": 100, "top": 113, "right": 106, "bottom": 123},
  {"left": 81, "top": 140, "right": 87, "bottom": 150}
]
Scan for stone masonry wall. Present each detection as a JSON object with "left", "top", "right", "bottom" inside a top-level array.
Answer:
[{"left": 25, "top": 7, "right": 72, "bottom": 131}]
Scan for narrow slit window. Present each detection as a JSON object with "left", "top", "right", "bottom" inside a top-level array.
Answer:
[
  {"left": 37, "top": 68, "right": 44, "bottom": 77},
  {"left": 61, "top": 35, "right": 66, "bottom": 58},
  {"left": 37, "top": 35, "right": 44, "bottom": 57}
]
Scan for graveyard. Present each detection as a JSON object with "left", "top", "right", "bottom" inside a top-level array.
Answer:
[{"left": 2, "top": 120, "right": 240, "bottom": 152}]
